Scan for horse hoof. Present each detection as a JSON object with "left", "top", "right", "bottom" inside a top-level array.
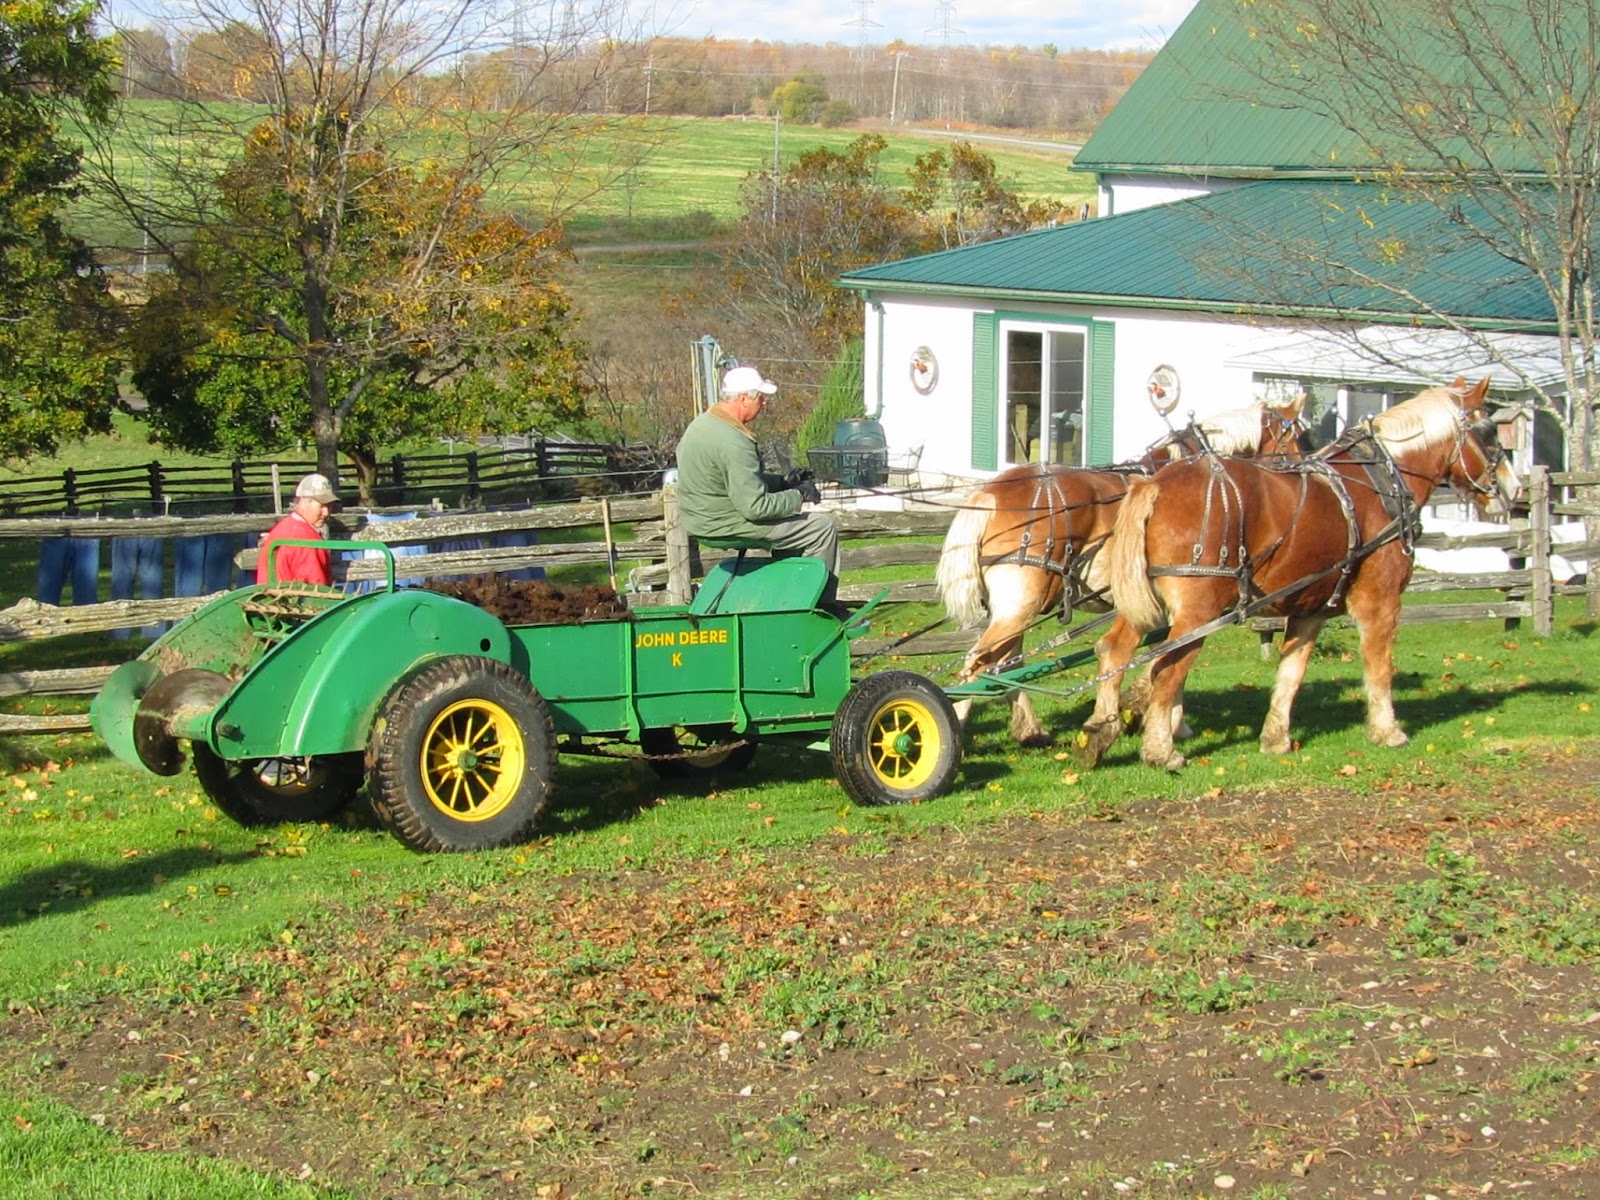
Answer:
[
  {"left": 1017, "top": 732, "right": 1054, "bottom": 749},
  {"left": 1371, "top": 728, "right": 1409, "bottom": 748},
  {"left": 1175, "top": 721, "right": 1194, "bottom": 740},
  {"left": 1143, "top": 751, "right": 1185, "bottom": 771},
  {"left": 1260, "top": 736, "right": 1290, "bottom": 755}
]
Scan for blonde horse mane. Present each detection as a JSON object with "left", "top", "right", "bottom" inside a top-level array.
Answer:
[
  {"left": 1193, "top": 399, "right": 1281, "bottom": 457},
  {"left": 1369, "top": 382, "right": 1470, "bottom": 452}
]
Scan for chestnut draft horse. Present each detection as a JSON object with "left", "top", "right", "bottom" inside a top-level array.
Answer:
[
  {"left": 936, "top": 395, "right": 1310, "bottom": 747},
  {"left": 1083, "top": 377, "right": 1518, "bottom": 772}
]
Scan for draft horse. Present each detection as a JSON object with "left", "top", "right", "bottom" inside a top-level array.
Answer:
[
  {"left": 936, "top": 396, "right": 1310, "bottom": 746},
  {"left": 1083, "top": 377, "right": 1518, "bottom": 771}
]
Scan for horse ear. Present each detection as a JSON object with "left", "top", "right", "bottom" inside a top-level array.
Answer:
[{"left": 1467, "top": 377, "right": 1491, "bottom": 408}]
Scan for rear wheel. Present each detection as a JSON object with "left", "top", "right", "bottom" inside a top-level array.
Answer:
[
  {"left": 366, "top": 655, "right": 555, "bottom": 852},
  {"left": 191, "top": 747, "right": 364, "bottom": 827},
  {"left": 639, "top": 724, "right": 757, "bottom": 779},
  {"left": 831, "top": 670, "right": 961, "bottom": 806}
]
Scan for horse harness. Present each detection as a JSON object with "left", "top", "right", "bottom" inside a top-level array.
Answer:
[
  {"left": 1148, "top": 426, "right": 1423, "bottom": 617},
  {"left": 978, "top": 465, "right": 1147, "bottom": 617}
]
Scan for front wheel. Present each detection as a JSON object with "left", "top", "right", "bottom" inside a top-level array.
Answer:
[
  {"left": 191, "top": 747, "right": 364, "bottom": 826},
  {"left": 830, "top": 670, "right": 962, "bottom": 806},
  {"left": 366, "top": 655, "right": 556, "bottom": 852}
]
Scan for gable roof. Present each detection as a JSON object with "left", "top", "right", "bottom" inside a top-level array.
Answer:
[
  {"left": 836, "top": 181, "right": 1557, "bottom": 331},
  {"left": 1075, "top": 0, "right": 1554, "bottom": 179}
]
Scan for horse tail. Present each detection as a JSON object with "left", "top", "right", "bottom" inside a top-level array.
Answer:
[
  {"left": 1109, "top": 478, "right": 1166, "bottom": 632},
  {"left": 936, "top": 492, "right": 995, "bottom": 628}
]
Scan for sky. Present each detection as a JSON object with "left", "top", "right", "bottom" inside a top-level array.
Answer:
[{"left": 670, "top": 0, "right": 1202, "bottom": 53}]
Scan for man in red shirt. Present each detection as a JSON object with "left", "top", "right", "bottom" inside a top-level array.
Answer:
[{"left": 257, "top": 473, "right": 341, "bottom": 586}]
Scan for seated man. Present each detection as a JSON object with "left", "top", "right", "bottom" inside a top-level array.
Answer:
[
  {"left": 675, "top": 364, "right": 842, "bottom": 607},
  {"left": 257, "top": 472, "right": 340, "bottom": 586}
]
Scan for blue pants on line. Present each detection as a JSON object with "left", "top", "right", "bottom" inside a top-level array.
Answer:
[
  {"left": 112, "top": 536, "right": 166, "bottom": 639},
  {"left": 37, "top": 538, "right": 101, "bottom": 606}
]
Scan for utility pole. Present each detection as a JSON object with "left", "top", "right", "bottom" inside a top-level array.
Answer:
[
  {"left": 889, "top": 51, "right": 908, "bottom": 124},
  {"left": 770, "top": 108, "right": 781, "bottom": 227}
]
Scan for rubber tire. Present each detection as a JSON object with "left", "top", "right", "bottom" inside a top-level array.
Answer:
[
  {"left": 830, "top": 670, "right": 962, "bottom": 806},
  {"left": 366, "top": 655, "right": 555, "bottom": 852},
  {"left": 191, "top": 746, "right": 365, "bottom": 827},
  {"left": 639, "top": 725, "right": 758, "bottom": 779}
]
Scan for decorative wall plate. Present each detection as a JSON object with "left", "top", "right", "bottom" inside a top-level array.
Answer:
[
  {"left": 910, "top": 346, "right": 939, "bottom": 394},
  {"left": 1147, "top": 364, "right": 1181, "bottom": 414}
]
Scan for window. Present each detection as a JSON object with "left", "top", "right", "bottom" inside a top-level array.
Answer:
[
  {"left": 1257, "top": 376, "right": 1389, "bottom": 445},
  {"left": 1002, "top": 326, "right": 1086, "bottom": 466},
  {"left": 971, "top": 311, "right": 1111, "bottom": 473}
]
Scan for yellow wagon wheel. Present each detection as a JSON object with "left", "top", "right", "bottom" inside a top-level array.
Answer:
[
  {"left": 419, "top": 697, "right": 528, "bottom": 822},
  {"left": 831, "top": 670, "right": 962, "bottom": 806},
  {"left": 368, "top": 656, "right": 556, "bottom": 852}
]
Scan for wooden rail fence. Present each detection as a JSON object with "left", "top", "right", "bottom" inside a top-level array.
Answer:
[{"left": 0, "top": 441, "right": 666, "bottom": 517}]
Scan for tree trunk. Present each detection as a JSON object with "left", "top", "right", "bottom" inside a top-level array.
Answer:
[{"left": 347, "top": 445, "right": 380, "bottom": 508}]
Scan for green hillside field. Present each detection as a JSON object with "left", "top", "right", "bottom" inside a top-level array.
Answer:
[{"left": 76, "top": 103, "right": 1090, "bottom": 248}]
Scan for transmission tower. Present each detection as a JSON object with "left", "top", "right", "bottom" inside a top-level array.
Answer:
[
  {"left": 926, "top": 0, "right": 962, "bottom": 67},
  {"left": 845, "top": 0, "right": 882, "bottom": 63}
]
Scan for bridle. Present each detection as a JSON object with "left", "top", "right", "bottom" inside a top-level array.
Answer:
[{"left": 1449, "top": 410, "right": 1509, "bottom": 501}]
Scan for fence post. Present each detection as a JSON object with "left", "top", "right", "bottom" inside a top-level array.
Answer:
[
  {"left": 147, "top": 460, "right": 165, "bottom": 511},
  {"left": 535, "top": 439, "right": 551, "bottom": 480},
  {"left": 231, "top": 460, "right": 248, "bottom": 513},
  {"left": 63, "top": 468, "right": 79, "bottom": 513},
  {"left": 391, "top": 453, "right": 406, "bottom": 497},
  {"left": 662, "top": 482, "right": 692, "bottom": 605},
  {"left": 1529, "top": 465, "right": 1553, "bottom": 637},
  {"left": 465, "top": 451, "right": 480, "bottom": 505}
]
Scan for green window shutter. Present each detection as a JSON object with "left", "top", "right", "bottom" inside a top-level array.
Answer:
[
  {"left": 970, "top": 312, "right": 998, "bottom": 471},
  {"left": 1088, "top": 320, "right": 1115, "bottom": 465}
]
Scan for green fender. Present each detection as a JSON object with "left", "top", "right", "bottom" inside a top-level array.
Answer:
[{"left": 208, "top": 589, "right": 518, "bottom": 760}]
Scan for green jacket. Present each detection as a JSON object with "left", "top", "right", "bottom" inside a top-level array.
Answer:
[{"left": 675, "top": 406, "right": 799, "bottom": 539}]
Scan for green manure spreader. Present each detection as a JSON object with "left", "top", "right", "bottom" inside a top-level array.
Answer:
[{"left": 91, "top": 544, "right": 963, "bottom": 851}]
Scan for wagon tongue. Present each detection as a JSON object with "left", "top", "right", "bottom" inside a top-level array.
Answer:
[{"left": 131, "top": 668, "right": 232, "bottom": 776}]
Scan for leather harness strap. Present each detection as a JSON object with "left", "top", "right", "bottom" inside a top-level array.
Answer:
[{"left": 1148, "top": 424, "right": 1423, "bottom": 618}]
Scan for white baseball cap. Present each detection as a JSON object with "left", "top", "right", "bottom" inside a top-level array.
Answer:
[
  {"left": 722, "top": 365, "right": 777, "bottom": 397},
  {"left": 294, "top": 472, "right": 340, "bottom": 505}
]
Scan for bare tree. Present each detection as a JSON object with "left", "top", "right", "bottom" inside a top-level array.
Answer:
[
  {"left": 89, "top": 0, "right": 659, "bottom": 492},
  {"left": 1201, "top": 1, "right": 1597, "bottom": 528}
]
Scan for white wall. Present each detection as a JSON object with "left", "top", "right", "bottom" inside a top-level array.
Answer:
[
  {"left": 862, "top": 295, "right": 982, "bottom": 482},
  {"left": 863, "top": 295, "right": 1298, "bottom": 483},
  {"left": 1098, "top": 174, "right": 1250, "bottom": 216}
]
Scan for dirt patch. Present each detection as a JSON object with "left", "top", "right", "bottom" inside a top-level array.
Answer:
[{"left": 4, "top": 753, "right": 1598, "bottom": 1198}]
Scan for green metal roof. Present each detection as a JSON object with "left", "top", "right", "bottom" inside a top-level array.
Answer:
[
  {"left": 837, "top": 181, "right": 1558, "bottom": 330},
  {"left": 1075, "top": 0, "right": 1555, "bottom": 178}
]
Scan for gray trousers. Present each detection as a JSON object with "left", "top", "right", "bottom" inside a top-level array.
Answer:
[{"left": 760, "top": 511, "right": 840, "bottom": 576}]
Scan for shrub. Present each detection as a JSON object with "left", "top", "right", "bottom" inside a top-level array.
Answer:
[{"left": 795, "top": 338, "right": 865, "bottom": 454}]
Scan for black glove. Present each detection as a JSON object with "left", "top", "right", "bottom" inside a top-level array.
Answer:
[
  {"left": 783, "top": 466, "right": 815, "bottom": 488},
  {"left": 795, "top": 479, "right": 822, "bottom": 505}
]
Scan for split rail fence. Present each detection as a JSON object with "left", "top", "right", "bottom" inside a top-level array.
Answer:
[
  {"left": 0, "top": 442, "right": 664, "bottom": 518},
  {"left": 1, "top": 468, "right": 1594, "bottom": 736}
]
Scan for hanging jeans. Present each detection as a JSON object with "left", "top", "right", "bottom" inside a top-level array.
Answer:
[
  {"left": 174, "top": 533, "right": 240, "bottom": 596},
  {"left": 37, "top": 537, "right": 101, "bottom": 606},
  {"left": 112, "top": 536, "right": 166, "bottom": 639}
]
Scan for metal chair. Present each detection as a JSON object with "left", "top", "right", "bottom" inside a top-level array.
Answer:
[{"left": 885, "top": 443, "right": 924, "bottom": 494}]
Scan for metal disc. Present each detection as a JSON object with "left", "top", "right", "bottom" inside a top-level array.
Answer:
[{"left": 133, "top": 668, "right": 231, "bottom": 776}]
